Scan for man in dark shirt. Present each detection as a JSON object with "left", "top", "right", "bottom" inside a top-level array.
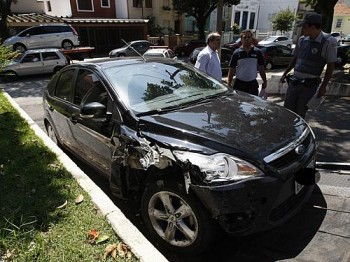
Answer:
[{"left": 227, "top": 30, "right": 267, "bottom": 96}]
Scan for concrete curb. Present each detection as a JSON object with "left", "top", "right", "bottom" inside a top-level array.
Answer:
[
  {"left": 316, "top": 161, "right": 350, "bottom": 170},
  {"left": 3, "top": 92, "right": 168, "bottom": 262}
]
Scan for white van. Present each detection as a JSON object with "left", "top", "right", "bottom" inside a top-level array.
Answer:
[{"left": 2, "top": 24, "right": 80, "bottom": 52}]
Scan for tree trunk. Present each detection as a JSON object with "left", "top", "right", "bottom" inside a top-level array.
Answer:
[{"left": 314, "top": 0, "right": 337, "bottom": 33}]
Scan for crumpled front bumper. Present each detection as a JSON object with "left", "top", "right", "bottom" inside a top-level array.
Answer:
[{"left": 191, "top": 168, "right": 317, "bottom": 235}]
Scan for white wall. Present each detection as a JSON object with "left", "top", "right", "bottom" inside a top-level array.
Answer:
[
  {"left": 11, "top": 0, "right": 45, "bottom": 13},
  {"left": 257, "top": 0, "right": 298, "bottom": 33},
  {"left": 116, "top": 0, "right": 128, "bottom": 19},
  {"left": 43, "top": 0, "right": 72, "bottom": 17}
]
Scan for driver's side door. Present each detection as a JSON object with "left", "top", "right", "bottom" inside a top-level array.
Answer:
[{"left": 67, "top": 69, "right": 120, "bottom": 176}]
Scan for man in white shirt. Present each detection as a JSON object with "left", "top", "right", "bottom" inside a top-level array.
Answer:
[{"left": 195, "top": 32, "right": 222, "bottom": 81}]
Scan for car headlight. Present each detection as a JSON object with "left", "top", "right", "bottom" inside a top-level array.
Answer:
[{"left": 173, "top": 151, "right": 263, "bottom": 183}]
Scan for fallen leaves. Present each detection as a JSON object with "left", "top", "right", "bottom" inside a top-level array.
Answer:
[
  {"left": 2, "top": 249, "right": 15, "bottom": 261},
  {"left": 75, "top": 194, "right": 84, "bottom": 204},
  {"left": 104, "top": 243, "right": 132, "bottom": 260},
  {"left": 87, "top": 229, "right": 109, "bottom": 245}
]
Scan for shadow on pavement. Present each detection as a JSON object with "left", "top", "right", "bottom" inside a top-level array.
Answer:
[{"left": 306, "top": 97, "right": 350, "bottom": 163}]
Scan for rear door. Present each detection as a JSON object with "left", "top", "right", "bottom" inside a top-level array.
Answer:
[
  {"left": 42, "top": 51, "right": 63, "bottom": 73},
  {"left": 42, "top": 26, "right": 61, "bottom": 47}
]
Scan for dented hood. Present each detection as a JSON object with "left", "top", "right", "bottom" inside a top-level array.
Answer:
[{"left": 138, "top": 95, "right": 308, "bottom": 159}]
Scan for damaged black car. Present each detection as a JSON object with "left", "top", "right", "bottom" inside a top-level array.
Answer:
[{"left": 43, "top": 57, "right": 319, "bottom": 254}]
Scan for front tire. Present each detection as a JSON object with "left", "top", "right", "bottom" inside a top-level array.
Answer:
[
  {"left": 46, "top": 122, "right": 60, "bottom": 146},
  {"left": 3, "top": 70, "right": 18, "bottom": 81},
  {"left": 265, "top": 61, "right": 273, "bottom": 70},
  {"left": 141, "top": 180, "right": 216, "bottom": 254},
  {"left": 13, "top": 43, "right": 26, "bottom": 53}
]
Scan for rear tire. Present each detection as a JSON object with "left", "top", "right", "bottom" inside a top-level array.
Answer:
[
  {"left": 62, "top": 40, "right": 73, "bottom": 50},
  {"left": 141, "top": 180, "right": 217, "bottom": 254}
]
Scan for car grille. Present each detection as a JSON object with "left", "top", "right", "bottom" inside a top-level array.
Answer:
[
  {"left": 269, "top": 186, "right": 308, "bottom": 222},
  {"left": 269, "top": 133, "right": 313, "bottom": 169}
]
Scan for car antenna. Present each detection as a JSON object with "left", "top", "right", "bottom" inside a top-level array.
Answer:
[{"left": 121, "top": 39, "right": 147, "bottom": 62}]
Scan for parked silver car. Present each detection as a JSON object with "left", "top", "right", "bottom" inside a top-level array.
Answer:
[
  {"left": 259, "top": 36, "right": 293, "bottom": 48},
  {"left": 143, "top": 48, "right": 176, "bottom": 58},
  {"left": 2, "top": 24, "right": 80, "bottom": 53},
  {"left": 109, "top": 40, "right": 153, "bottom": 57},
  {"left": 1, "top": 48, "right": 68, "bottom": 80}
]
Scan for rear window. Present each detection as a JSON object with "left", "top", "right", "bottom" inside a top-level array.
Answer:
[{"left": 42, "top": 52, "right": 60, "bottom": 60}]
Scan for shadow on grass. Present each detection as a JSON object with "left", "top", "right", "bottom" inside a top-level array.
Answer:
[{"left": 0, "top": 106, "right": 72, "bottom": 249}]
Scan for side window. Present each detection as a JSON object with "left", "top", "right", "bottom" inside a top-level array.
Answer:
[
  {"left": 74, "top": 69, "right": 95, "bottom": 105},
  {"left": 18, "top": 28, "right": 30, "bottom": 37},
  {"left": 42, "top": 52, "right": 60, "bottom": 61},
  {"left": 56, "top": 69, "right": 75, "bottom": 101},
  {"left": 28, "top": 27, "right": 43, "bottom": 36},
  {"left": 60, "top": 25, "right": 71, "bottom": 33},
  {"left": 21, "top": 53, "right": 41, "bottom": 63}
]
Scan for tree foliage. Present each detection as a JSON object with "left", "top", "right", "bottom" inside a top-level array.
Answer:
[
  {"left": 302, "top": 0, "right": 339, "bottom": 32},
  {"left": 0, "top": 0, "right": 17, "bottom": 41},
  {"left": 173, "top": 0, "right": 241, "bottom": 40},
  {"left": 271, "top": 8, "right": 296, "bottom": 34},
  {"left": 0, "top": 43, "right": 19, "bottom": 72}
]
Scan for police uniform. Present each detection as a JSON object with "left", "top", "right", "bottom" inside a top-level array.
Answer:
[{"left": 284, "top": 32, "right": 337, "bottom": 118}]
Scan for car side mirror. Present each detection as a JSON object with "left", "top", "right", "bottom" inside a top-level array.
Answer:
[
  {"left": 26, "top": 33, "right": 31, "bottom": 37},
  {"left": 80, "top": 102, "right": 106, "bottom": 118}
]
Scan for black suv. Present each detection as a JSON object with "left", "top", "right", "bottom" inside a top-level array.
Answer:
[{"left": 43, "top": 57, "right": 318, "bottom": 254}]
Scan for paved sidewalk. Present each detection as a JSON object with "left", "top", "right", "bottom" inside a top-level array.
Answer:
[{"left": 267, "top": 95, "right": 350, "bottom": 165}]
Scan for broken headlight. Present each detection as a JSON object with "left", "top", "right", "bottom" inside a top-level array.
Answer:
[{"left": 173, "top": 151, "right": 263, "bottom": 183}]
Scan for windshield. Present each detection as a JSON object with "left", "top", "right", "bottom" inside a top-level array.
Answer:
[{"left": 104, "top": 61, "right": 228, "bottom": 115}]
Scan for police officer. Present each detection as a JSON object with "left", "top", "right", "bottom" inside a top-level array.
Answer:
[{"left": 280, "top": 13, "right": 337, "bottom": 118}]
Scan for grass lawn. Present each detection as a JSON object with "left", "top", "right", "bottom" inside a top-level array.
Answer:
[{"left": 0, "top": 91, "right": 138, "bottom": 261}]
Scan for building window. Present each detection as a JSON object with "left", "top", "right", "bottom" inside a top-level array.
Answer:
[
  {"left": 242, "top": 11, "right": 248, "bottom": 30},
  {"left": 46, "top": 1, "right": 52, "bottom": 12},
  {"left": 145, "top": 0, "right": 152, "bottom": 8},
  {"left": 76, "top": 0, "right": 93, "bottom": 11},
  {"left": 249, "top": 12, "right": 255, "bottom": 29},
  {"left": 133, "top": 0, "right": 142, "bottom": 8},
  {"left": 101, "top": 0, "right": 110, "bottom": 8},
  {"left": 336, "top": 18, "right": 343, "bottom": 28},
  {"left": 234, "top": 11, "right": 240, "bottom": 26}
]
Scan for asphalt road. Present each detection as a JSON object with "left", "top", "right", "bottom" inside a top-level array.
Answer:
[{"left": 1, "top": 72, "right": 350, "bottom": 262}]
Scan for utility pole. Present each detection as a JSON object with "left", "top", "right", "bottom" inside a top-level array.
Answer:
[
  {"left": 216, "top": 0, "right": 223, "bottom": 35},
  {"left": 216, "top": 0, "right": 223, "bottom": 56}
]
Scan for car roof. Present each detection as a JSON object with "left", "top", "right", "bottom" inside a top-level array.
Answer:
[
  {"left": 77, "top": 57, "right": 180, "bottom": 69},
  {"left": 144, "top": 48, "right": 168, "bottom": 54},
  {"left": 24, "top": 48, "right": 61, "bottom": 53}
]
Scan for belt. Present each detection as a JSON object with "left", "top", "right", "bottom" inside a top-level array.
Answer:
[
  {"left": 288, "top": 76, "right": 321, "bottom": 87},
  {"left": 236, "top": 79, "right": 257, "bottom": 83}
]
